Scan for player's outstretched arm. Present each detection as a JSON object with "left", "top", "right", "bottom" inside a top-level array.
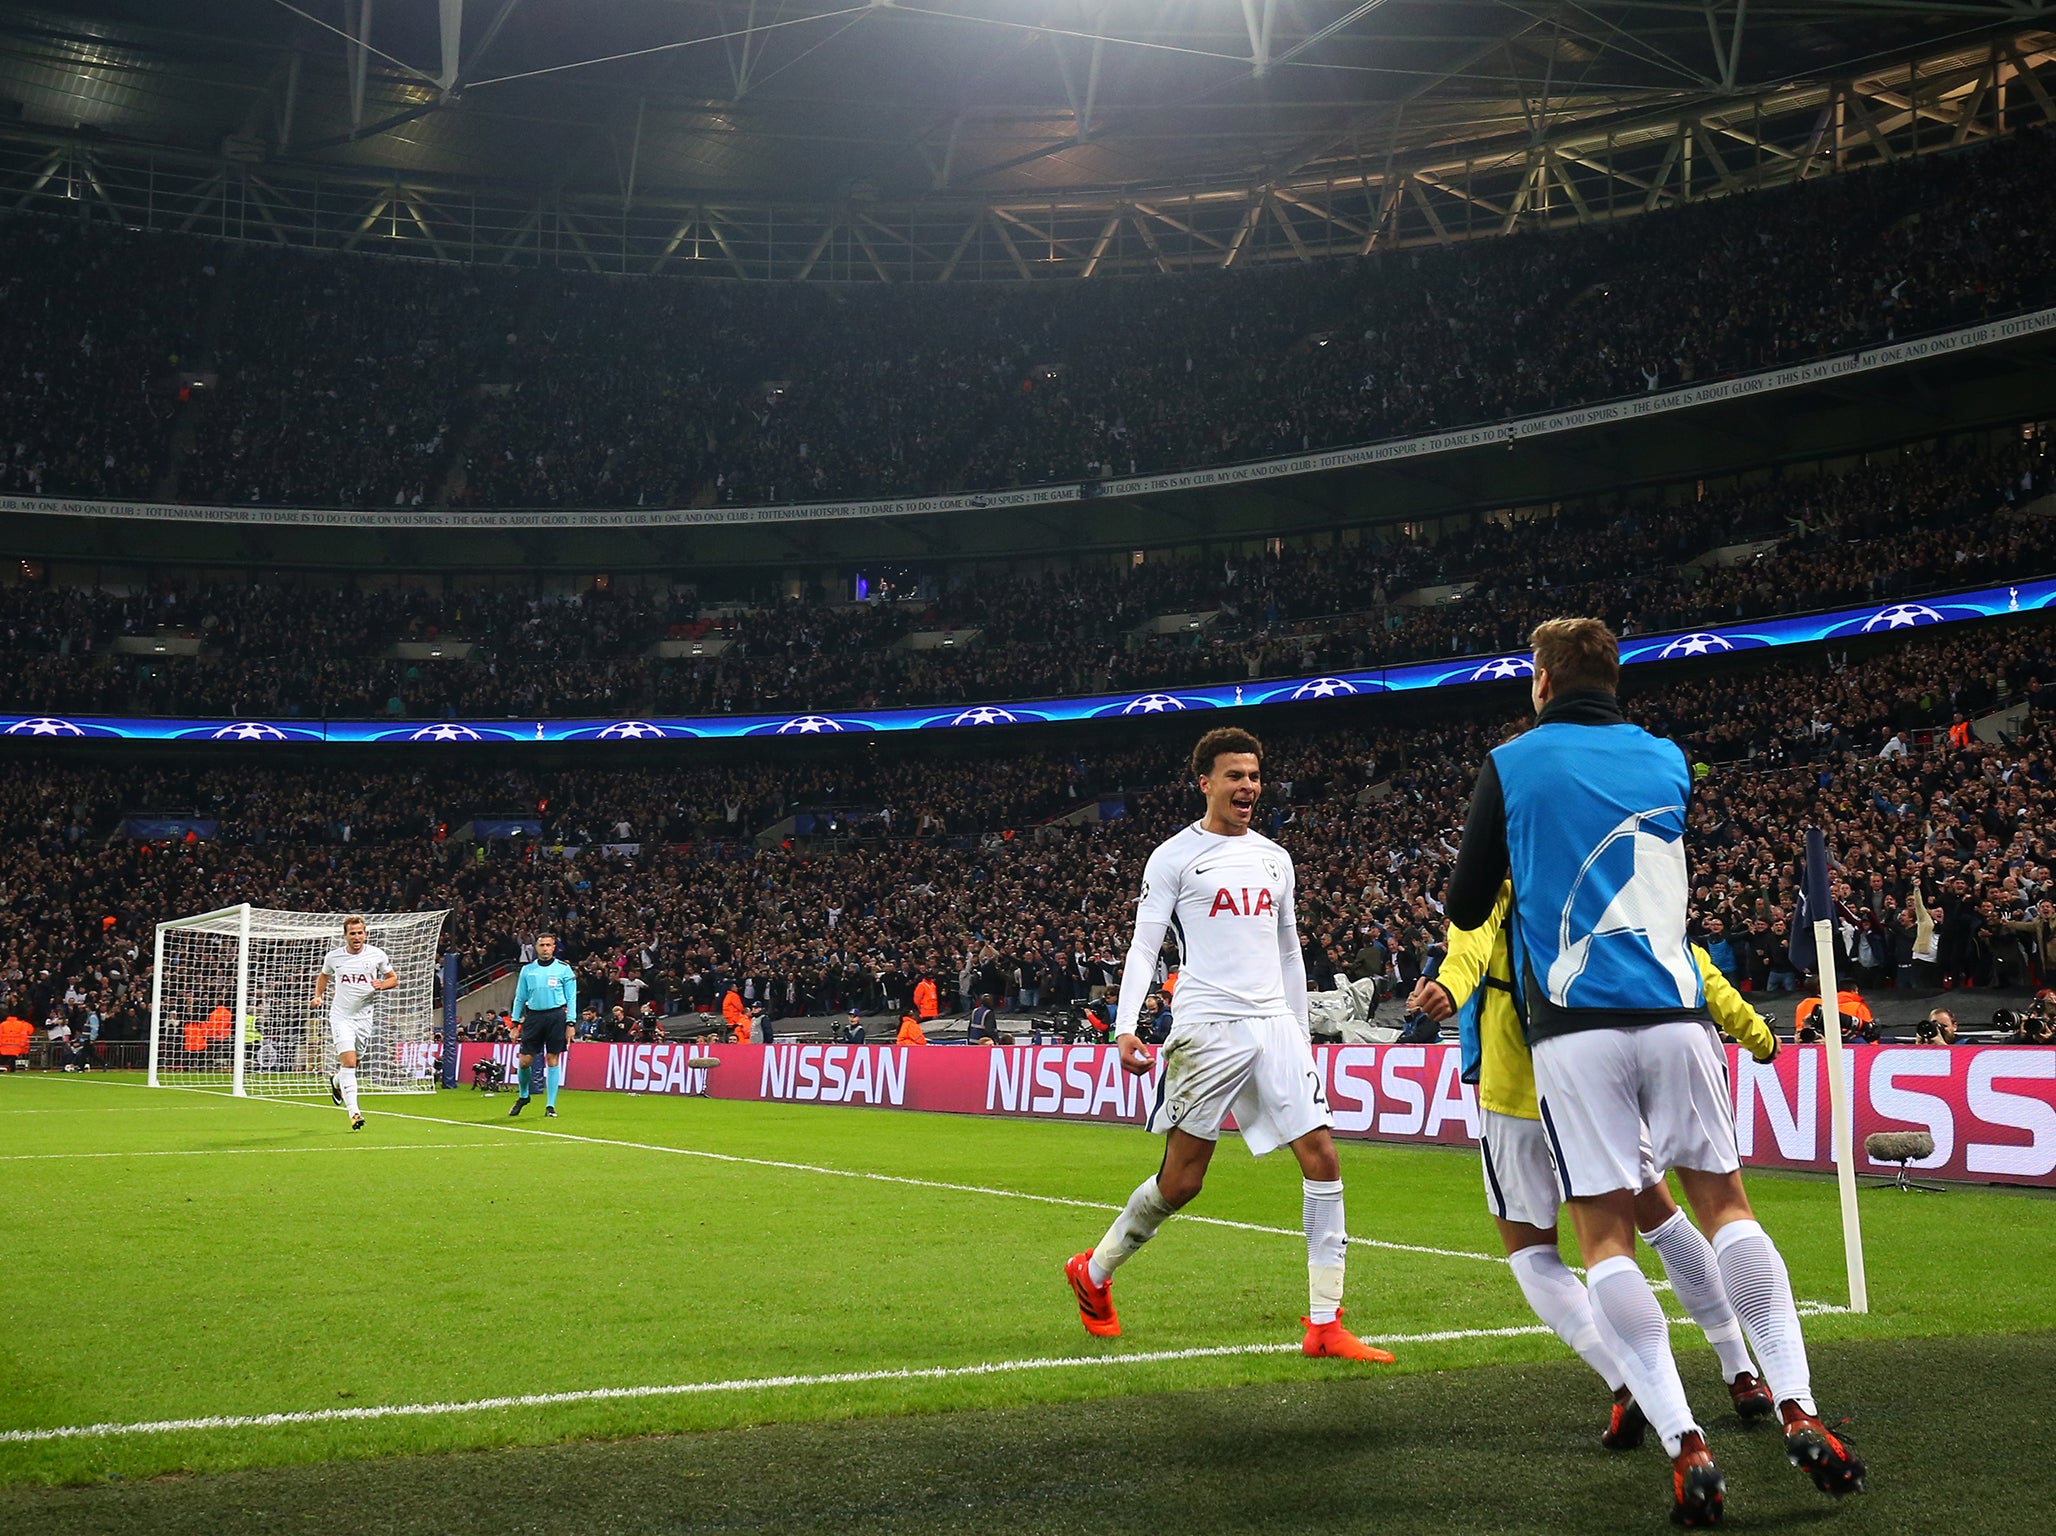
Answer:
[
  {"left": 1445, "top": 759, "right": 1510, "bottom": 931},
  {"left": 1693, "top": 944, "right": 1777, "bottom": 1062},
  {"left": 1112, "top": 847, "right": 1177, "bottom": 1074},
  {"left": 1276, "top": 879, "right": 1309, "bottom": 1027},
  {"left": 1415, "top": 882, "right": 1511, "bottom": 1021}
]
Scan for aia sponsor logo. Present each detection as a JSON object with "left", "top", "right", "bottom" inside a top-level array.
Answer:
[{"left": 1208, "top": 887, "right": 1276, "bottom": 918}]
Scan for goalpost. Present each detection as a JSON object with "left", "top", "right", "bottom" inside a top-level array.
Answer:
[{"left": 149, "top": 905, "right": 449, "bottom": 1097}]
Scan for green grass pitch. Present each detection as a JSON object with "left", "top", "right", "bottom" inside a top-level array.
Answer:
[{"left": 3, "top": 1072, "right": 2052, "bottom": 1534}]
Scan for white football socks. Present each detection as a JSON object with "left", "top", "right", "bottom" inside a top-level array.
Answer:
[
  {"left": 1089, "top": 1175, "right": 1175, "bottom": 1285},
  {"left": 1711, "top": 1218, "right": 1817, "bottom": 1415},
  {"left": 1506, "top": 1243, "right": 1625, "bottom": 1393},
  {"left": 1586, "top": 1255, "right": 1700, "bottom": 1458},
  {"left": 1302, "top": 1178, "right": 1346, "bottom": 1325},
  {"left": 1642, "top": 1209, "right": 1756, "bottom": 1383},
  {"left": 336, "top": 1066, "right": 359, "bottom": 1117}
]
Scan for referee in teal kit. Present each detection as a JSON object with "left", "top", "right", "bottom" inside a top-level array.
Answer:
[{"left": 509, "top": 931, "right": 578, "bottom": 1118}]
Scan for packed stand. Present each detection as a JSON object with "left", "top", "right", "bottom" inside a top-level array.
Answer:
[
  {"left": 1, "top": 131, "right": 2053, "bottom": 513},
  {"left": 5, "top": 430, "right": 2052, "bottom": 719},
  {"left": 0, "top": 221, "right": 211, "bottom": 501},
  {"left": 6, "top": 618, "right": 2056, "bottom": 1064}
]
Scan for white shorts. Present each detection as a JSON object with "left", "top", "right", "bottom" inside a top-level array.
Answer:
[
  {"left": 329, "top": 1016, "right": 373, "bottom": 1056},
  {"left": 1532, "top": 1020, "right": 1739, "bottom": 1199},
  {"left": 1146, "top": 1015, "right": 1331, "bottom": 1158},
  {"left": 1480, "top": 1109, "right": 1661, "bottom": 1229}
]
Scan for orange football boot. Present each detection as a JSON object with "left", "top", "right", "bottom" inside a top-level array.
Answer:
[
  {"left": 1064, "top": 1252, "right": 1121, "bottom": 1338},
  {"left": 1299, "top": 1308, "right": 1396, "bottom": 1363}
]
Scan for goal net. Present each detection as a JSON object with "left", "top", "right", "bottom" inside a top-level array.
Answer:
[{"left": 149, "top": 905, "right": 448, "bottom": 1097}]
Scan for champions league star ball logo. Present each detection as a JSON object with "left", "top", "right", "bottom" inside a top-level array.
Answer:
[
  {"left": 1657, "top": 633, "right": 1734, "bottom": 659},
  {"left": 409, "top": 724, "right": 484, "bottom": 742},
  {"left": 1546, "top": 807, "right": 1698, "bottom": 1008},
  {"left": 1861, "top": 603, "right": 1945, "bottom": 632},
  {"left": 776, "top": 716, "right": 846, "bottom": 734},
  {"left": 209, "top": 722, "right": 288, "bottom": 741},
  {"left": 595, "top": 721, "right": 666, "bottom": 739},
  {"left": 1468, "top": 657, "right": 1534, "bottom": 682},
  {"left": 1120, "top": 693, "right": 1187, "bottom": 715},
  {"left": 1290, "top": 678, "right": 1357, "bottom": 700},
  {"left": 948, "top": 707, "right": 1020, "bottom": 727},
  {"left": 3, "top": 717, "right": 85, "bottom": 736}
]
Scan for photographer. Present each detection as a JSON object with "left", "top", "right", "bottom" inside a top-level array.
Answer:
[
  {"left": 1794, "top": 986, "right": 1876, "bottom": 1044},
  {"left": 62, "top": 1029, "right": 99, "bottom": 1072},
  {"left": 2006, "top": 991, "right": 2056, "bottom": 1044},
  {"left": 1913, "top": 1008, "right": 1959, "bottom": 1046},
  {"left": 1081, "top": 985, "right": 1117, "bottom": 1043}
]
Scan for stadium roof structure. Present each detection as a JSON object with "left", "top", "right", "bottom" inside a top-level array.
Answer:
[{"left": 0, "top": 0, "right": 2051, "bottom": 280}]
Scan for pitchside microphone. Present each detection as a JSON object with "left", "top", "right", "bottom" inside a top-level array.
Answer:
[
  {"left": 1863, "top": 1131, "right": 1935, "bottom": 1163},
  {"left": 1864, "top": 1130, "right": 1941, "bottom": 1193}
]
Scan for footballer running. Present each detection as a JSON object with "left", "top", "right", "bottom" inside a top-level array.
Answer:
[
  {"left": 313, "top": 916, "right": 398, "bottom": 1131},
  {"left": 1064, "top": 727, "right": 1393, "bottom": 1364}
]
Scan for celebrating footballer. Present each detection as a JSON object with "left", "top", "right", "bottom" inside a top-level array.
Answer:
[{"left": 1065, "top": 727, "right": 1393, "bottom": 1364}]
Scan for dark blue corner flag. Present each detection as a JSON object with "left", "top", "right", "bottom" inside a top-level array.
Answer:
[{"left": 1789, "top": 827, "right": 1833, "bottom": 973}]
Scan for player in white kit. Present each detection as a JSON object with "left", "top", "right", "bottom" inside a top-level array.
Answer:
[
  {"left": 312, "top": 916, "right": 397, "bottom": 1130},
  {"left": 1064, "top": 728, "right": 1393, "bottom": 1363}
]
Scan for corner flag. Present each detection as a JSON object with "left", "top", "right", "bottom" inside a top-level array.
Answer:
[
  {"left": 1791, "top": 823, "right": 1870, "bottom": 1313},
  {"left": 1788, "top": 827, "right": 1833, "bottom": 973}
]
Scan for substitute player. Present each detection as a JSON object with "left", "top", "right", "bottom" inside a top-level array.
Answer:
[
  {"left": 313, "top": 916, "right": 397, "bottom": 1131},
  {"left": 1064, "top": 728, "right": 1392, "bottom": 1363},
  {"left": 509, "top": 931, "right": 577, "bottom": 1119},
  {"left": 1409, "top": 879, "right": 1778, "bottom": 1451},
  {"left": 1443, "top": 618, "right": 1862, "bottom": 1526}
]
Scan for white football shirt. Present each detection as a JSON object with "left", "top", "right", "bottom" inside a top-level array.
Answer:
[
  {"left": 1114, "top": 822, "right": 1306, "bottom": 1034},
  {"left": 320, "top": 943, "right": 392, "bottom": 1022}
]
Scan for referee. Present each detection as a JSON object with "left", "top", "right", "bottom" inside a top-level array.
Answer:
[{"left": 509, "top": 931, "right": 578, "bottom": 1119}]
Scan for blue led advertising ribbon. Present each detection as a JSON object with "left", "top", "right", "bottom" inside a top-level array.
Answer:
[{"left": 4, "top": 579, "right": 2049, "bottom": 743}]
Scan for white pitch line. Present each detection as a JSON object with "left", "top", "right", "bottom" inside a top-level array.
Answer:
[
  {"left": 0, "top": 1325, "right": 1543, "bottom": 1445},
  {"left": 0, "top": 1142, "right": 510, "bottom": 1162},
  {"left": 0, "top": 1306, "right": 1851, "bottom": 1447},
  {"left": 40, "top": 1082, "right": 1751, "bottom": 1301},
  {"left": 0, "top": 1105, "right": 180, "bottom": 1114},
  {"left": 49, "top": 1079, "right": 1654, "bottom": 1278},
  {"left": 345, "top": 1101, "right": 1516, "bottom": 1269}
]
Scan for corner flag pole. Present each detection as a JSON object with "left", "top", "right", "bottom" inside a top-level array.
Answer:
[{"left": 1802, "top": 829, "right": 1868, "bottom": 1314}]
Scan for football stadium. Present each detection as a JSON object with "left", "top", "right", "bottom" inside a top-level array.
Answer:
[{"left": 3, "top": 2, "right": 2056, "bottom": 1532}]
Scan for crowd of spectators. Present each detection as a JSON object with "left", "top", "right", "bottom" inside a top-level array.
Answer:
[
  {"left": 0, "top": 221, "right": 210, "bottom": 502},
  {"left": 2, "top": 129, "right": 2052, "bottom": 513},
  {"left": 7, "top": 617, "right": 2056, "bottom": 1062},
  {"left": 4, "top": 429, "right": 2049, "bottom": 718}
]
